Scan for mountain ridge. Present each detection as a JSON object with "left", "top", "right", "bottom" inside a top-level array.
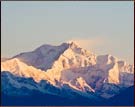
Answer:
[{"left": 1, "top": 42, "right": 134, "bottom": 105}]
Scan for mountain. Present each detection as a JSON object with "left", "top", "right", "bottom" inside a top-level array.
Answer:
[
  {"left": 1, "top": 57, "right": 10, "bottom": 62},
  {"left": 2, "top": 86, "right": 134, "bottom": 106},
  {"left": 1, "top": 42, "right": 134, "bottom": 106},
  {"left": 104, "top": 86, "right": 134, "bottom": 106},
  {"left": 1, "top": 89, "right": 103, "bottom": 106},
  {"left": 12, "top": 43, "right": 69, "bottom": 70}
]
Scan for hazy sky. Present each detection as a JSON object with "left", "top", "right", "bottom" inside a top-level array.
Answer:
[{"left": 1, "top": 1, "right": 134, "bottom": 64}]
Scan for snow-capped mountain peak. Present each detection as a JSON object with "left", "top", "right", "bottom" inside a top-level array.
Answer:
[{"left": 1, "top": 42, "right": 134, "bottom": 99}]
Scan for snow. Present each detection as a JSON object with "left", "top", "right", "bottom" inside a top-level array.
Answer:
[
  {"left": 1, "top": 42, "right": 134, "bottom": 99},
  {"left": 12, "top": 43, "right": 69, "bottom": 71},
  {"left": 1, "top": 58, "right": 53, "bottom": 84}
]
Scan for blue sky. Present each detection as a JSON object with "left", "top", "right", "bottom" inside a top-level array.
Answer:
[{"left": 1, "top": 1, "right": 134, "bottom": 64}]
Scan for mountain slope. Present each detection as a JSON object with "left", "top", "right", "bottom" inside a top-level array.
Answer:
[
  {"left": 1, "top": 42, "right": 134, "bottom": 106},
  {"left": 1, "top": 71, "right": 103, "bottom": 104},
  {"left": 1, "top": 90, "right": 103, "bottom": 106},
  {"left": 12, "top": 43, "right": 69, "bottom": 70},
  {"left": 104, "top": 86, "right": 134, "bottom": 106}
]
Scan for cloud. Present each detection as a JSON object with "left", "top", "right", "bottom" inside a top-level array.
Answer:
[{"left": 68, "top": 37, "right": 106, "bottom": 50}]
